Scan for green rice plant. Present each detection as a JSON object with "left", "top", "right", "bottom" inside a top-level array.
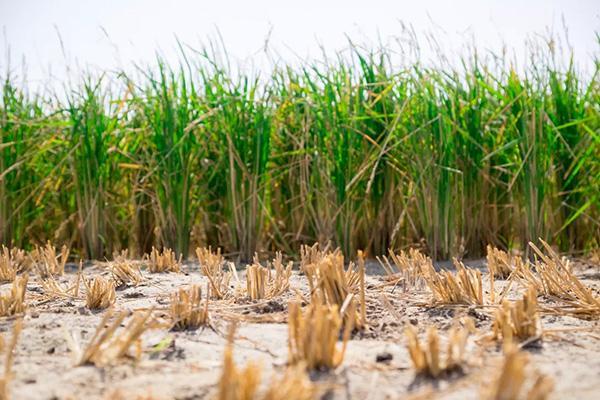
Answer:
[
  {"left": 444, "top": 59, "right": 516, "bottom": 254},
  {"left": 64, "top": 77, "right": 120, "bottom": 259},
  {"left": 0, "top": 35, "right": 598, "bottom": 260},
  {"left": 199, "top": 61, "right": 272, "bottom": 261},
  {"left": 131, "top": 61, "right": 204, "bottom": 257},
  {"left": 504, "top": 70, "right": 554, "bottom": 252},
  {"left": 547, "top": 60, "right": 598, "bottom": 251},
  {"left": 0, "top": 75, "right": 47, "bottom": 248},
  {"left": 401, "top": 67, "right": 460, "bottom": 259}
]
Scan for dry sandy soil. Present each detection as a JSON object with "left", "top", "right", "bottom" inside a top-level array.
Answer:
[{"left": 2, "top": 257, "right": 599, "bottom": 400}]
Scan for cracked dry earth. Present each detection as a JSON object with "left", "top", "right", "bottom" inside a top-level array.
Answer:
[{"left": 2, "top": 259, "right": 600, "bottom": 399}]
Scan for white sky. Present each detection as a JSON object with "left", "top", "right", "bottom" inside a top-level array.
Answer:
[{"left": 1, "top": 0, "right": 599, "bottom": 85}]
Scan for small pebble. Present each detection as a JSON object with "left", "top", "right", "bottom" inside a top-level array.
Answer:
[{"left": 376, "top": 352, "right": 393, "bottom": 363}]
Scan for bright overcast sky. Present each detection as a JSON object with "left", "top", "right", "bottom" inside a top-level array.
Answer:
[{"left": 1, "top": 0, "right": 599, "bottom": 85}]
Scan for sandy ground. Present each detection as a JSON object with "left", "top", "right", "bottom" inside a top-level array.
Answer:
[{"left": 2, "top": 257, "right": 599, "bottom": 400}]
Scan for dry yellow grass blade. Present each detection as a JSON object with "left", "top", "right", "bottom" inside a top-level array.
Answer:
[
  {"left": 0, "top": 319, "right": 23, "bottom": 400},
  {"left": 0, "top": 276, "right": 27, "bottom": 317},
  {"left": 147, "top": 247, "right": 181, "bottom": 273},
  {"left": 487, "top": 347, "right": 553, "bottom": 400},
  {"left": 405, "top": 324, "right": 470, "bottom": 378},
  {"left": 196, "top": 246, "right": 224, "bottom": 272},
  {"left": 288, "top": 301, "right": 352, "bottom": 371},
  {"left": 196, "top": 247, "right": 237, "bottom": 300},
  {"left": 84, "top": 276, "right": 116, "bottom": 310},
  {"left": 492, "top": 286, "right": 541, "bottom": 350},
  {"left": 487, "top": 245, "right": 522, "bottom": 279},
  {"left": 217, "top": 323, "right": 262, "bottom": 400},
  {"left": 377, "top": 248, "right": 430, "bottom": 287},
  {"left": 246, "top": 261, "right": 268, "bottom": 300},
  {"left": 67, "top": 309, "right": 154, "bottom": 367},
  {"left": 40, "top": 266, "right": 82, "bottom": 300},
  {"left": 423, "top": 259, "right": 484, "bottom": 305},
  {"left": 246, "top": 252, "right": 293, "bottom": 300},
  {"left": 267, "top": 252, "right": 293, "bottom": 298},
  {"left": 589, "top": 248, "right": 600, "bottom": 265},
  {"left": 217, "top": 324, "right": 316, "bottom": 400},
  {"left": 31, "top": 242, "right": 69, "bottom": 277},
  {"left": 263, "top": 364, "right": 317, "bottom": 400},
  {"left": 170, "top": 284, "right": 209, "bottom": 330},
  {"left": 301, "top": 247, "right": 365, "bottom": 328},
  {"left": 516, "top": 240, "right": 600, "bottom": 318},
  {"left": 299, "top": 242, "right": 331, "bottom": 268},
  {"left": 0, "top": 247, "right": 18, "bottom": 283},
  {"left": 111, "top": 259, "right": 143, "bottom": 287}
]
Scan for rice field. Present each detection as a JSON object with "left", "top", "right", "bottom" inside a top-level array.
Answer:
[
  {"left": 1, "top": 41, "right": 599, "bottom": 261},
  {"left": 0, "top": 37, "right": 599, "bottom": 399}
]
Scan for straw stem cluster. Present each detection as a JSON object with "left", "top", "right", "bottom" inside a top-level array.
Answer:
[
  {"left": 516, "top": 241, "right": 600, "bottom": 318},
  {"left": 147, "top": 247, "right": 181, "bottom": 273},
  {"left": 377, "top": 248, "right": 430, "bottom": 286},
  {"left": 300, "top": 246, "right": 366, "bottom": 328},
  {"left": 486, "top": 246, "right": 521, "bottom": 279},
  {"left": 287, "top": 301, "right": 352, "bottom": 371},
  {"left": 0, "top": 246, "right": 23, "bottom": 283},
  {"left": 40, "top": 269, "right": 81, "bottom": 299},
  {"left": 31, "top": 243, "right": 69, "bottom": 277},
  {"left": 0, "top": 319, "right": 22, "bottom": 400},
  {"left": 0, "top": 275, "right": 27, "bottom": 317},
  {"left": 170, "top": 284, "right": 209, "bottom": 330},
  {"left": 423, "top": 260, "right": 484, "bottom": 305},
  {"left": 245, "top": 252, "right": 293, "bottom": 300},
  {"left": 68, "top": 309, "right": 154, "bottom": 367},
  {"left": 488, "top": 347, "right": 553, "bottom": 400},
  {"left": 111, "top": 259, "right": 143, "bottom": 287},
  {"left": 197, "top": 247, "right": 236, "bottom": 299},
  {"left": 492, "top": 286, "right": 541, "bottom": 348},
  {"left": 217, "top": 324, "right": 316, "bottom": 400},
  {"left": 405, "top": 325, "right": 470, "bottom": 378},
  {"left": 84, "top": 276, "right": 116, "bottom": 310}
]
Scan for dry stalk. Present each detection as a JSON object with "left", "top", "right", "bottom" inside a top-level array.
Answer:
[
  {"left": 299, "top": 242, "right": 331, "bottom": 268},
  {"left": 0, "top": 247, "right": 20, "bottom": 283},
  {"left": 492, "top": 286, "right": 541, "bottom": 349},
  {"left": 288, "top": 301, "right": 353, "bottom": 371},
  {"left": 40, "top": 265, "right": 82, "bottom": 300},
  {"left": 147, "top": 247, "right": 181, "bottom": 273},
  {"left": 487, "top": 245, "right": 522, "bottom": 279},
  {"left": 111, "top": 259, "right": 143, "bottom": 287},
  {"left": 84, "top": 276, "right": 116, "bottom": 310},
  {"left": 405, "top": 324, "right": 470, "bottom": 378},
  {"left": 217, "top": 323, "right": 262, "bottom": 400},
  {"left": 263, "top": 364, "right": 317, "bottom": 400},
  {"left": 0, "top": 319, "right": 23, "bottom": 400},
  {"left": 246, "top": 262, "right": 268, "bottom": 300},
  {"left": 518, "top": 241, "right": 600, "bottom": 318},
  {"left": 423, "top": 259, "right": 484, "bottom": 305},
  {"left": 377, "top": 248, "right": 430, "bottom": 287},
  {"left": 68, "top": 309, "right": 154, "bottom": 367},
  {"left": 589, "top": 248, "right": 600, "bottom": 265},
  {"left": 31, "top": 242, "right": 69, "bottom": 277},
  {"left": 170, "top": 284, "right": 209, "bottom": 330},
  {"left": 268, "top": 252, "right": 293, "bottom": 297},
  {"left": 0, "top": 276, "right": 27, "bottom": 317},
  {"left": 246, "top": 252, "right": 293, "bottom": 300},
  {"left": 487, "top": 347, "right": 553, "bottom": 400},
  {"left": 196, "top": 247, "right": 236, "bottom": 299},
  {"left": 301, "top": 248, "right": 365, "bottom": 328}
]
